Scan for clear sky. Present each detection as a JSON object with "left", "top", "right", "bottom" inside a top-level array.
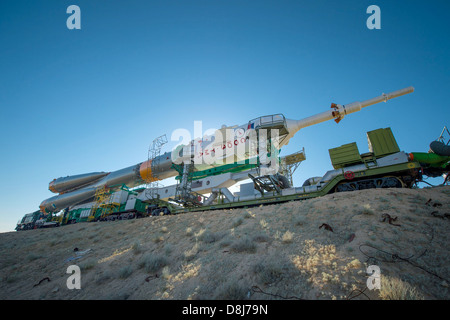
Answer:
[{"left": 1, "top": 0, "right": 449, "bottom": 232}]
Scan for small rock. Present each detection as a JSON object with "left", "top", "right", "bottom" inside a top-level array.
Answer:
[
  {"left": 432, "top": 201, "right": 443, "bottom": 208},
  {"left": 441, "top": 281, "right": 448, "bottom": 288},
  {"left": 52, "top": 287, "right": 59, "bottom": 293}
]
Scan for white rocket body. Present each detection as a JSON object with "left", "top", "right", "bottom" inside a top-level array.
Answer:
[{"left": 41, "top": 86, "right": 414, "bottom": 213}]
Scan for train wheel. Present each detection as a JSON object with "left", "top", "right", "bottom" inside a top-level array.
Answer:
[
  {"left": 335, "top": 181, "right": 358, "bottom": 192},
  {"left": 381, "top": 176, "right": 405, "bottom": 188},
  {"left": 335, "top": 176, "right": 405, "bottom": 193}
]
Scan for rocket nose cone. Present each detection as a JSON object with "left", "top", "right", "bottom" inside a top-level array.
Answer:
[
  {"left": 49, "top": 180, "right": 58, "bottom": 193},
  {"left": 49, "top": 171, "right": 110, "bottom": 193},
  {"left": 39, "top": 200, "right": 47, "bottom": 212}
]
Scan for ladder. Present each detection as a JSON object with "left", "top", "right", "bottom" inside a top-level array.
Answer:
[
  {"left": 90, "top": 186, "right": 110, "bottom": 221},
  {"left": 145, "top": 134, "right": 168, "bottom": 201}
]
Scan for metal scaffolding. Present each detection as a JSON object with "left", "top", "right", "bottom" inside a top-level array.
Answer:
[
  {"left": 279, "top": 148, "right": 306, "bottom": 186},
  {"left": 145, "top": 134, "right": 168, "bottom": 201},
  {"left": 90, "top": 186, "right": 112, "bottom": 221}
]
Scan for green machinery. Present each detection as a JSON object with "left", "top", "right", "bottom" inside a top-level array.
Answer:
[
  {"left": 167, "top": 127, "right": 448, "bottom": 214},
  {"left": 15, "top": 126, "right": 449, "bottom": 230},
  {"left": 59, "top": 185, "right": 150, "bottom": 224}
]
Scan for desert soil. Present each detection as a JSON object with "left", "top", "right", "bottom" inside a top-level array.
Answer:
[{"left": 1, "top": 185, "right": 449, "bottom": 300}]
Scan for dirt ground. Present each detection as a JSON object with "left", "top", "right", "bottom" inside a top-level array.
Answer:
[{"left": 1, "top": 185, "right": 449, "bottom": 300}]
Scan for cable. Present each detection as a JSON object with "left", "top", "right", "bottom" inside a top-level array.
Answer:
[
  {"left": 359, "top": 244, "right": 449, "bottom": 283},
  {"left": 346, "top": 286, "right": 370, "bottom": 300},
  {"left": 250, "top": 285, "right": 305, "bottom": 300}
]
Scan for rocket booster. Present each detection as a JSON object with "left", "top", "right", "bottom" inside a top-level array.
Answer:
[
  {"left": 48, "top": 172, "right": 109, "bottom": 194},
  {"left": 40, "top": 86, "right": 414, "bottom": 213}
]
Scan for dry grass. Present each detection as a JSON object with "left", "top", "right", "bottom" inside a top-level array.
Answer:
[
  {"left": 0, "top": 185, "right": 449, "bottom": 300},
  {"left": 231, "top": 236, "right": 257, "bottom": 253},
  {"left": 379, "top": 275, "right": 425, "bottom": 300}
]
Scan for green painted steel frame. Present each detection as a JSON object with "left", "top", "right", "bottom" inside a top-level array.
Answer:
[{"left": 173, "top": 161, "right": 421, "bottom": 214}]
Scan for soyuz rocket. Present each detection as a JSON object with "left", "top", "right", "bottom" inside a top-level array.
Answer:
[{"left": 40, "top": 86, "right": 414, "bottom": 213}]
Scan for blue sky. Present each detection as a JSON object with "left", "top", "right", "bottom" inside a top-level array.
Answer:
[{"left": 1, "top": 0, "right": 449, "bottom": 232}]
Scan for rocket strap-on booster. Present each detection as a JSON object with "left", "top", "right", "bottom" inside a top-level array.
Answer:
[{"left": 40, "top": 86, "right": 414, "bottom": 213}]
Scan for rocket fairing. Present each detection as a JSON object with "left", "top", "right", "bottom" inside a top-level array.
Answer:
[{"left": 40, "top": 86, "right": 414, "bottom": 213}]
